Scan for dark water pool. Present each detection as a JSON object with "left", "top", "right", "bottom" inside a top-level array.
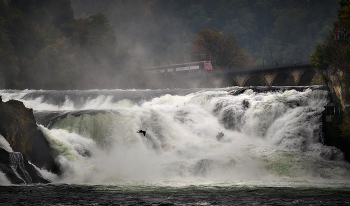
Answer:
[{"left": 0, "top": 185, "right": 350, "bottom": 205}]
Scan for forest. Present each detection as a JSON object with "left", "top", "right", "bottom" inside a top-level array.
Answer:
[{"left": 0, "top": 0, "right": 340, "bottom": 89}]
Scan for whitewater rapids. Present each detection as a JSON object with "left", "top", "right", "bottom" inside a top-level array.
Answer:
[{"left": 0, "top": 87, "right": 349, "bottom": 187}]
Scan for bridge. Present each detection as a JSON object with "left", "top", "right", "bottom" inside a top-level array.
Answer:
[{"left": 143, "top": 61, "right": 318, "bottom": 89}]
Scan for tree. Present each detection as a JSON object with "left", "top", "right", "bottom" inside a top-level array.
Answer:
[
  {"left": 339, "top": 0, "right": 350, "bottom": 28},
  {"left": 36, "top": 37, "right": 78, "bottom": 89},
  {"left": 192, "top": 28, "right": 251, "bottom": 69},
  {"left": 185, "top": 4, "right": 208, "bottom": 34},
  {"left": 89, "top": 13, "right": 116, "bottom": 60},
  {"left": 311, "top": 0, "right": 350, "bottom": 74},
  {"left": 2, "top": 0, "right": 78, "bottom": 89},
  {"left": 0, "top": 0, "right": 20, "bottom": 88},
  {"left": 72, "top": 18, "right": 91, "bottom": 48}
]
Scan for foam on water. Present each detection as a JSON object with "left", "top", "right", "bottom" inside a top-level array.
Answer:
[
  {"left": 1, "top": 88, "right": 350, "bottom": 187},
  {"left": 0, "top": 171, "right": 11, "bottom": 185},
  {"left": 0, "top": 134, "right": 13, "bottom": 152}
]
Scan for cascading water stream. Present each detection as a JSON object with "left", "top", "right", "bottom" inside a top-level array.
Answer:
[
  {"left": 9, "top": 152, "right": 32, "bottom": 184},
  {"left": 0, "top": 87, "right": 350, "bottom": 187}
]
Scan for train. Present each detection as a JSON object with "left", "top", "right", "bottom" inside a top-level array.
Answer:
[{"left": 143, "top": 61, "right": 213, "bottom": 74}]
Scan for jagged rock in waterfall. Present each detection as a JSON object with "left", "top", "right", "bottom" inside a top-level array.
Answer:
[{"left": 0, "top": 97, "right": 60, "bottom": 174}]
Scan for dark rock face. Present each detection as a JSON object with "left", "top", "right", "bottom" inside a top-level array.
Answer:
[
  {"left": 0, "top": 147, "right": 50, "bottom": 184},
  {"left": 0, "top": 97, "right": 60, "bottom": 175}
]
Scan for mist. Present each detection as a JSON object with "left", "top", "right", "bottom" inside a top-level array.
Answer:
[{"left": 0, "top": 0, "right": 340, "bottom": 89}]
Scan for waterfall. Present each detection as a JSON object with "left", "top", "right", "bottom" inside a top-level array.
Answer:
[{"left": 1, "top": 87, "right": 350, "bottom": 186}]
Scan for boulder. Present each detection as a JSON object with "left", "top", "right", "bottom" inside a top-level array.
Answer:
[{"left": 0, "top": 97, "right": 60, "bottom": 174}]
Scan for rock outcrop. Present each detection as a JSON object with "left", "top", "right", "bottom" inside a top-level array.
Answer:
[
  {"left": 0, "top": 96, "right": 60, "bottom": 176},
  {"left": 321, "top": 66, "right": 350, "bottom": 161},
  {"left": 321, "top": 66, "right": 350, "bottom": 111}
]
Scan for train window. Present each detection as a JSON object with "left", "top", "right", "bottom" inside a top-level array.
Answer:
[{"left": 205, "top": 62, "right": 211, "bottom": 67}]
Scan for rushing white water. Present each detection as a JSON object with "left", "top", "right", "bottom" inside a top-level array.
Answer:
[
  {"left": 9, "top": 152, "right": 32, "bottom": 184},
  {"left": 0, "top": 134, "right": 12, "bottom": 152},
  {"left": 0, "top": 87, "right": 350, "bottom": 187}
]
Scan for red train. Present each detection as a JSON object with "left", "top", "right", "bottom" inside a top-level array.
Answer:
[
  {"left": 144, "top": 61, "right": 213, "bottom": 74},
  {"left": 202, "top": 61, "right": 213, "bottom": 71}
]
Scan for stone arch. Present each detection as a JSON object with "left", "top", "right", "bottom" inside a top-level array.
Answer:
[
  {"left": 297, "top": 69, "right": 317, "bottom": 86},
  {"left": 220, "top": 76, "right": 238, "bottom": 87},
  {"left": 272, "top": 71, "right": 295, "bottom": 86},
  {"left": 243, "top": 75, "right": 267, "bottom": 87}
]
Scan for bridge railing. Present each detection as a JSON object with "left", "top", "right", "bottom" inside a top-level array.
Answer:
[{"left": 143, "top": 60, "right": 312, "bottom": 76}]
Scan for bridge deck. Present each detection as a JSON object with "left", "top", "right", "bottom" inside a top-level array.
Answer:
[
  {"left": 144, "top": 61, "right": 312, "bottom": 75},
  {"left": 143, "top": 61, "right": 317, "bottom": 88},
  {"left": 152, "top": 62, "right": 312, "bottom": 79}
]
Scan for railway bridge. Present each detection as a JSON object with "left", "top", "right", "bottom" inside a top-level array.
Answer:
[{"left": 144, "top": 61, "right": 318, "bottom": 88}]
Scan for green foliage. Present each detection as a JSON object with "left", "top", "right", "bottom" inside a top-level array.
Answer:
[
  {"left": 0, "top": 0, "right": 20, "bottom": 88},
  {"left": 186, "top": 4, "right": 208, "bottom": 33},
  {"left": 36, "top": 37, "right": 78, "bottom": 89},
  {"left": 89, "top": 13, "right": 116, "bottom": 58},
  {"left": 311, "top": 0, "right": 350, "bottom": 86},
  {"left": 0, "top": 0, "right": 121, "bottom": 89}
]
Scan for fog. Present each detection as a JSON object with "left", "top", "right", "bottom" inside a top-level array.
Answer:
[{"left": 0, "top": 0, "right": 340, "bottom": 89}]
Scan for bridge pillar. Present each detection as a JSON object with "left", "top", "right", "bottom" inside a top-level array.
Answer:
[
  {"left": 289, "top": 68, "right": 305, "bottom": 86},
  {"left": 234, "top": 74, "right": 250, "bottom": 87},
  {"left": 261, "top": 71, "right": 275, "bottom": 86}
]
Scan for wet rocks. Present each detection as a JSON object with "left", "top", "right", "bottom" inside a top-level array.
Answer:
[{"left": 0, "top": 97, "right": 60, "bottom": 175}]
